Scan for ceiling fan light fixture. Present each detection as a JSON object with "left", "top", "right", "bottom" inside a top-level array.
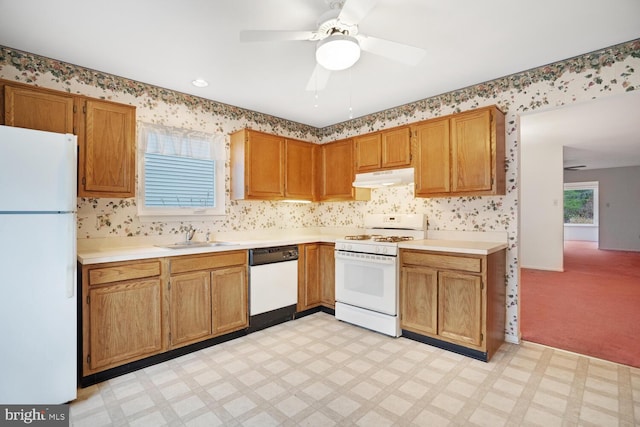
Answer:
[{"left": 316, "top": 34, "right": 361, "bottom": 71}]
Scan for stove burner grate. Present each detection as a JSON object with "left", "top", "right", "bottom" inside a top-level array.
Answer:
[
  {"left": 373, "top": 236, "right": 415, "bottom": 243},
  {"left": 344, "top": 234, "right": 382, "bottom": 240}
]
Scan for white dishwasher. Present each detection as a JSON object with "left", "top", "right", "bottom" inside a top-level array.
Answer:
[{"left": 249, "top": 245, "right": 299, "bottom": 331}]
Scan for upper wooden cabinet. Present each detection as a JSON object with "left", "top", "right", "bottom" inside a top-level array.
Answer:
[
  {"left": 3, "top": 84, "right": 74, "bottom": 134},
  {"left": 316, "top": 138, "right": 370, "bottom": 202},
  {"left": 78, "top": 98, "right": 136, "bottom": 198},
  {"left": 412, "top": 106, "right": 505, "bottom": 198},
  {"left": 284, "top": 138, "right": 315, "bottom": 201},
  {"left": 1, "top": 80, "right": 137, "bottom": 198},
  {"left": 231, "top": 129, "right": 284, "bottom": 200},
  {"left": 354, "top": 126, "right": 411, "bottom": 173},
  {"left": 230, "top": 129, "right": 315, "bottom": 201},
  {"left": 412, "top": 118, "right": 450, "bottom": 194}
]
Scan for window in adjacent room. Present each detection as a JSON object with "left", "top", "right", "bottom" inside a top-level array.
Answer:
[
  {"left": 563, "top": 181, "right": 598, "bottom": 225},
  {"left": 137, "top": 122, "right": 225, "bottom": 218}
]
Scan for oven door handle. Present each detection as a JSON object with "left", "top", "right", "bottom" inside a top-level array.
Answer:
[{"left": 334, "top": 250, "right": 397, "bottom": 265}]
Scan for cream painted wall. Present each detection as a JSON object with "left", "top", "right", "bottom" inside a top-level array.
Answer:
[
  {"left": 519, "top": 138, "right": 565, "bottom": 271},
  {"left": 565, "top": 166, "right": 640, "bottom": 251}
]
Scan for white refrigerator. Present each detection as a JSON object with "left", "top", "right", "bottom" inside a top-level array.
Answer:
[{"left": 0, "top": 125, "right": 77, "bottom": 404}]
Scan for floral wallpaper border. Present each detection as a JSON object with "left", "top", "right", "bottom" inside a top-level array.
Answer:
[{"left": 2, "top": 39, "right": 638, "bottom": 139}]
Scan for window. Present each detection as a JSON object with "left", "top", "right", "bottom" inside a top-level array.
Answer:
[
  {"left": 564, "top": 181, "right": 598, "bottom": 225},
  {"left": 137, "top": 123, "right": 225, "bottom": 218}
]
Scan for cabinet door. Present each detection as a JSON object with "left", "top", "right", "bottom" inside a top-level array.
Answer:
[
  {"left": 285, "top": 138, "right": 314, "bottom": 200},
  {"left": 354, "top": 133, "right": 381, "bottom": 172},
  {"left": 413, "top": 118, "right": 450, "bottom": 196},
  {"left": 298, "top": 244, "right": 321, "bottom": 311},
  {"left": 381, "top": 126, "right": 411, "bottom": 169},
  {"left": 170, "top": 271, "right": 213, "bottom": 348},
  {"left": 3, "top": 84, "right": 74, "bottom": 134},
  {"left": 319, "top": 243, "right": 335, "bottom": 308},
  {"left": 246, "top": 130, "right": 285, "bottom": 198},
  {"left": 319, "top": 139, "right": 355, "bottom": 200},
  {"left": 438, "top": 271, "right": 482, "bottom": 346},
  {"left": 212, "top": 266, "right": 248, "bottom": 335},
  {"left": 88, "top": 278, "right": 162, "bottom": 371},
  {"left": 400, "top": 266, "right": 438, "bottom": 335},
  {"left": 450, "top": 109, "right": 492, "bottom": 193},
  {"left": 80, "top": 99, "right": 135, "bottom": 198}
]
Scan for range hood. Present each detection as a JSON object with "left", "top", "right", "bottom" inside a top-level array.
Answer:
[{"left": 352, "top": 167, "right": 415, "bottom": 188}]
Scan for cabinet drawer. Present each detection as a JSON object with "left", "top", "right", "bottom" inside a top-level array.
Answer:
[
  {"left": 170, "top": 250, "right": 247, "bottom": 274},
  {"left": 88, "top": 260, "right": 161, "bottom": 285},
  {"left": 402, "top": 251, "right": 481, "bottom": 273}
]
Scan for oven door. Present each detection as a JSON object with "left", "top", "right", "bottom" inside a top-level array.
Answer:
[{"left": 334, "top": 249, "right": 398, "bottom": 315}]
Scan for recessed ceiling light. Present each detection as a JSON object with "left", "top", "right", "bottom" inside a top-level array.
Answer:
[{"left": 192, "top": 79, "right": 209, "bottom": 88}]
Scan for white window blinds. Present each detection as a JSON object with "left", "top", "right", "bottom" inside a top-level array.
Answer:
[{"left": 138, "top": 123, "right": 225, "bottom": 217}]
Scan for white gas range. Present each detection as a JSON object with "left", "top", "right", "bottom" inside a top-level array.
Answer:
[{"left": 334, "top": 214, "right": 427, "bottom": 337}]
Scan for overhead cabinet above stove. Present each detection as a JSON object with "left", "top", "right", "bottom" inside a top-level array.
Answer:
[{"left": 354, "top": 125, "right": 412, "bottom": 173}]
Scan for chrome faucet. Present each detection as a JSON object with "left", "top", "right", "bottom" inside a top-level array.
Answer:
[{"left": 186, "top": 226, "right": 196, "bottom": 242}]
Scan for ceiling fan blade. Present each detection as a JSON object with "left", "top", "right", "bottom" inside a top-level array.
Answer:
[
  {"left": 338, "top": 0, "right": 378, "bottom": 25},
  {"left": 305, "top": 64, "right": 331, "bottom": 91},
  {"left": 358, "top": 35, "right": 426, "bottom": 66},
  {"left": 239, "top": 30, "right": 315, "bottom": 42}
]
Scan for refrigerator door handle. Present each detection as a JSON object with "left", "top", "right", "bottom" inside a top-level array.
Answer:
[{"left": 66, "top": 213, "right": 77, "bottom": 299}]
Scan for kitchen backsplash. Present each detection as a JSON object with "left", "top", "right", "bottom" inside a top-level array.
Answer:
[{"left": 1, "top": 39, "right": 639, "bottom": 343}]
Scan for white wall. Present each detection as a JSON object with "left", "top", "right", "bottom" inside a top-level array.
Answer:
[
  {"left": 520, "top": 136, "right": 565, "bottom": 271},
  {"left": 565, "top": 166, "right": 640, "bottom": 251},
  {"left": 564, "top": 224, "right": 598, "bottom": 241}
]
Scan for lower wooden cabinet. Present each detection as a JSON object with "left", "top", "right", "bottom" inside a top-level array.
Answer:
[
  {"left": 298, "top": 244, "right": 321, "bottom": 310},
  {"left": 399, "top": 249, "right": 506, "bottom": 361},
  {"left": 400, "top": 266, "right": 438, "bottom": 335},
  {"left": 212, "top": 265, "right": 249, "bottom": 335},
  {"left": 82, "top": 259, "right": 164, "bottom": 375},
  {"left": 298, "top": 243, "right": 335, "bottom": 311},
  {"left": 319, "top": 244, "right": 335, "bottom": 308},
  {"left": 81, "top": 251, "right": 248, "bottom": 376},
  {"left": 169, "top": 271, "right": 212, "bottom": 348},
  {"left": 88, "top": 279, "right": 162, "bottom": 371},
  {"left": 169, "top": 251, "right": 248, "bottom": 350}
]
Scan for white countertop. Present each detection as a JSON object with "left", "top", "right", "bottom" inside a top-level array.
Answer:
[
  {"left": 77, "top": 235, "right": 339, "bottom": 265},
  {"left": 398, "top": 239, "right": 507, "bottom": 255},
  {"left": 77, "top": 229, "right": 509, "bottom": 264}
]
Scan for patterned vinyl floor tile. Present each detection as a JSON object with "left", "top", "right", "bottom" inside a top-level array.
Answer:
[{"left": 71, "top": 312, "right": 640, "bottom": 426}]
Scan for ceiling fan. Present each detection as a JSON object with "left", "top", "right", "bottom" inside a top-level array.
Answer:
[
  {"left": 564, "top": 165, "right": 587, "bottom": 171},
  {"left": 239, "top": 0, "right": 426, "bottom": 91}
]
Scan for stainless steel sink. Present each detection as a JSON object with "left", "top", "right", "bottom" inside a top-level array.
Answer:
[
  {"left": 157, "top": 241, "right": 237, "bottom": 249},
  {"left": 208, "top": 241, "right": 237, "bottom": 246}
]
